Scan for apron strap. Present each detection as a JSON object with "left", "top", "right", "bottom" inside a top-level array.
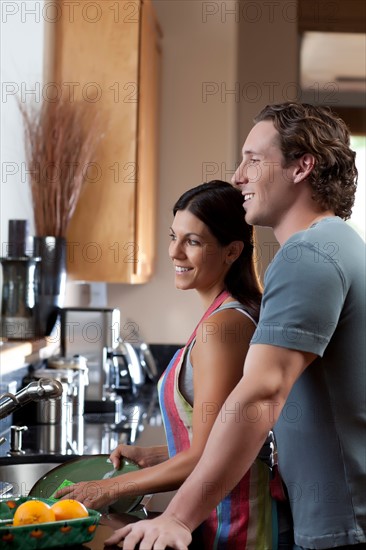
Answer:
[{"left": 186, "top": 289, "right": 230, "bottom": 347}]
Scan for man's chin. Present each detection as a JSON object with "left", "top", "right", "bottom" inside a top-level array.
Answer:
[{"left": 243, "top": 210, "right": 256, "bottom": 226}]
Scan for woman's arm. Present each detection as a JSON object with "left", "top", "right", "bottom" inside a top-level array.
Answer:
[
  {"left": 55, "top": 308, "right": 254, "bottom": 510},
  {"left": 188, "top": 307, "right": 254, "bottom": 454}
]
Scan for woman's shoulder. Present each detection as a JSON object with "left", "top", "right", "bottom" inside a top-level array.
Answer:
[
  {"left": 195, "top": 300, "right": 256, "bottom": 349},
  {"left": 210, "top": 299, "right": 257, "bottom": 326}
]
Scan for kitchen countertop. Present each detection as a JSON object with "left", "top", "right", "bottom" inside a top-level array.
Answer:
[
  {"left": 79, "top": 518, "right": 129, "bottom": 549},
  {"left": 0, "top": 339, "right": 60, "bottom": 376},
  {"left": 0, "top": 340, "right": 34, "bottom": 378},
  {"left": 79, "top": 511, "right": 162, "bottom": 549}
]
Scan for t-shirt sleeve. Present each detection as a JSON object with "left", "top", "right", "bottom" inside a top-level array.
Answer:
[{"left": 252, "top": 242, "right": 346, "bottom": 356}]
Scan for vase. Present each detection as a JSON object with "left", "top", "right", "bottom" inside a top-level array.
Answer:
[
  {"left": 0, "top": 256, "right": 40, "bottom": 339},
  {"left": 33, "top": 236, "right": 67, "bottom": 337}
]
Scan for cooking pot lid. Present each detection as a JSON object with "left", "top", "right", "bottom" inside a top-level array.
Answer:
[
  {"left": 33, "top": 367, "right": 76, "bottom": 382},
  {"left": 48, "top": 355, "right": 88, "bottom": 371}
]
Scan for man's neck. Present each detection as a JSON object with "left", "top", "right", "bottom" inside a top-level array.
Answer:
[{"left": 274, "top": 210, "right": 335, "bottom": 245}]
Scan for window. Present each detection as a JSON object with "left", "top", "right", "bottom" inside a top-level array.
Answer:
[{"left": 349, "top": 136, "right": 366, "bottom": 240}]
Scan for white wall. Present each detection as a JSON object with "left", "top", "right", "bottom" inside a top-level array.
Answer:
[
  {"left": 237, "top": 0, "right": 298, "bottom": 280},
  {"left": 0, "top": 1, "right": 45, "bottom": 250}
]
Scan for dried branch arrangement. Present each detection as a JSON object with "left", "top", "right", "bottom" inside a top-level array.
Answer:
[{"left": 19, "top": 99, "right": 101, "bottom": 237}]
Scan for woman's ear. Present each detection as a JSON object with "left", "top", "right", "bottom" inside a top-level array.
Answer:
[
  {"left": 225, "top": 241, "right": 244, "bottom": 264},
  {"left": 293, "top": 154, "right": 315, "bottom": 184}
]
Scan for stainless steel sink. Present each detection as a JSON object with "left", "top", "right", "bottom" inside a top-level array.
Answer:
[
  {"left": 0, "top": 455, "right": 74, "bottom": 497},
  {"left": 0, "top": 462, "right": 61, "bottom": 496}
]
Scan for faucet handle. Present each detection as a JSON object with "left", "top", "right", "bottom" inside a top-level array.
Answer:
[{"left": 8, "top": 425, "right": 28, "bottom": 455}]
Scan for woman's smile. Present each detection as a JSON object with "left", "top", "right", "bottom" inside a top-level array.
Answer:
[{"left": 174, "top": 265, "right": 193, "bottom": 274}]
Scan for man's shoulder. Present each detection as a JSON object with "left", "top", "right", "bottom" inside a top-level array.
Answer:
[
  {"left": 272, "top": 217, "right": 364, "bottom": 270},
  {"left": 286, "top": 216, "right": 362, "bottom": 247}
]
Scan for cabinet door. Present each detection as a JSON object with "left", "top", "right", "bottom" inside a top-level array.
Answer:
[
  {"left": 46, "top": 0, "right": 160, "bottom": 283},
  {"left": 132, "top": 0, "right": 162, "bottom": 282}
]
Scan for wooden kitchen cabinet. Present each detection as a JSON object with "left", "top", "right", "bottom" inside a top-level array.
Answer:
[{"left": 46, "top": 0, "right": 161, "bottom": 282}]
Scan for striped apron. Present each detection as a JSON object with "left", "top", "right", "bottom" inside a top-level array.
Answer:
[{"left": 158, "top": 291, "right": 277, "bottom": 549}]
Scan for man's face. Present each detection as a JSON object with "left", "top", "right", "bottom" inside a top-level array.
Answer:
[{"left": 232, "top": 120, "right": 297, "bottom": 230}]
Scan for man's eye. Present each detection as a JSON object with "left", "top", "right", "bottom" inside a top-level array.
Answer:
[
  {"left": 249, "top": 158, "right": 259, "bottom": 164},
  {"left": 169, "top": 233, "right": 176, "bottom": 240}
]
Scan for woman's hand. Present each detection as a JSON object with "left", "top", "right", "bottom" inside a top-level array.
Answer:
[
  {"left": 109, "top": 444, "right": 169, "bottom": 469},
  {"left": 104, "top": 514, "right": 192, "bottom": 549},
  {"left": 54, "top": 445, "right": 169, "bottom": 510},
  {"left": 54, "top": 478, "right": 123, "bottom": 510}
]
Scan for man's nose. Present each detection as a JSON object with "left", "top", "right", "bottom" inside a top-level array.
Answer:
[{"left": 231, "top": 163, "right": 247, "bottom": 186}]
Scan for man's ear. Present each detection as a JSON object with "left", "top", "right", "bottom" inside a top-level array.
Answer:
[
  {"left": 226, "top": 241, "right": 244, "bottom": 264},
  {"left": 293, "top": 154, "right": 315, "bottom": 184}
]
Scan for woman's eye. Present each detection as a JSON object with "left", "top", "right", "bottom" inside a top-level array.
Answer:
[
  {"left": 169, "top": 233, "right": 176, "bottom": 241},
  {"left": 187, "top": 239, "right": 200, "bottom": 246}
]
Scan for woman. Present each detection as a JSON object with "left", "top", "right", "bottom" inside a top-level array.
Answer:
[{"left": 57, "top": 181, "right": 278, "bottom": 548}]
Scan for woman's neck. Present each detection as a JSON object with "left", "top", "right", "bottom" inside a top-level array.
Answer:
[{"left": 197, "top": 287, "right": 227, "bottom": 310}]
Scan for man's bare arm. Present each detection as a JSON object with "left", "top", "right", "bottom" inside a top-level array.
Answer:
[
  {"left": 105, "top": 343, "right": 316, "bottom": 549},
  {"left": 166, "top": 344, "right": 315, "bottom": 531}
]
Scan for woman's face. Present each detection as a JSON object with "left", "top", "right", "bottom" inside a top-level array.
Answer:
[{"left": 169, "top": 209, "right": 230, "bottom": 294}]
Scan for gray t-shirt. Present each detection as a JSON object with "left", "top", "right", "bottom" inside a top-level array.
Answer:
[{"left": 252, "top": 217, "right": 366, "bottom": 548}]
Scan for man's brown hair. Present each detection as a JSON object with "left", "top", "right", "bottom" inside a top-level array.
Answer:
[{"left": 255, "top": 102, "right": 358, "bottom": 220}]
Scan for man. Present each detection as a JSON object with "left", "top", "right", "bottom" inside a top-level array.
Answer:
[{"left": 105, "top": 102, "right": 366, "bottom": 550}]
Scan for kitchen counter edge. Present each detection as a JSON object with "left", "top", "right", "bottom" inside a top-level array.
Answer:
[{"left": 0, "top": 339, "right": 59, "bottom": 376}]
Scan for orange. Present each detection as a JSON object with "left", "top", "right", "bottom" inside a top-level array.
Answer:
[
  {"left": 51, "top": 499, "right": 88, "bottom": 521},
  {"left": 13, "top": 500, "right": 55, "bottom": 526}
]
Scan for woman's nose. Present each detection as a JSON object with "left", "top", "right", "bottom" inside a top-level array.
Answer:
[{"left": 169, "top": 240, "right": 186, "bottom": 260}]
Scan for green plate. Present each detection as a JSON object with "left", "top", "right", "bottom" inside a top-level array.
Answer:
[
  {"left": 29, "top": 454, "right": 143, "bottom": 514},
  {"left": 0, "top": 496, "right": 100, "bottom": 549}
]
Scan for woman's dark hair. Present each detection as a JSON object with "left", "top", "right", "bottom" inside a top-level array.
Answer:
[
  {"left": 255, "top": 102, "right": 358, "bottom": 220},
  {"left": 173, "top": 180, "right": 262, "bottom": 321}
]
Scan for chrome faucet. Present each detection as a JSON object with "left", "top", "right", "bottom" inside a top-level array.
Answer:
[{"left": 0, "top": 378, "right": 63, "bottom": 420}]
